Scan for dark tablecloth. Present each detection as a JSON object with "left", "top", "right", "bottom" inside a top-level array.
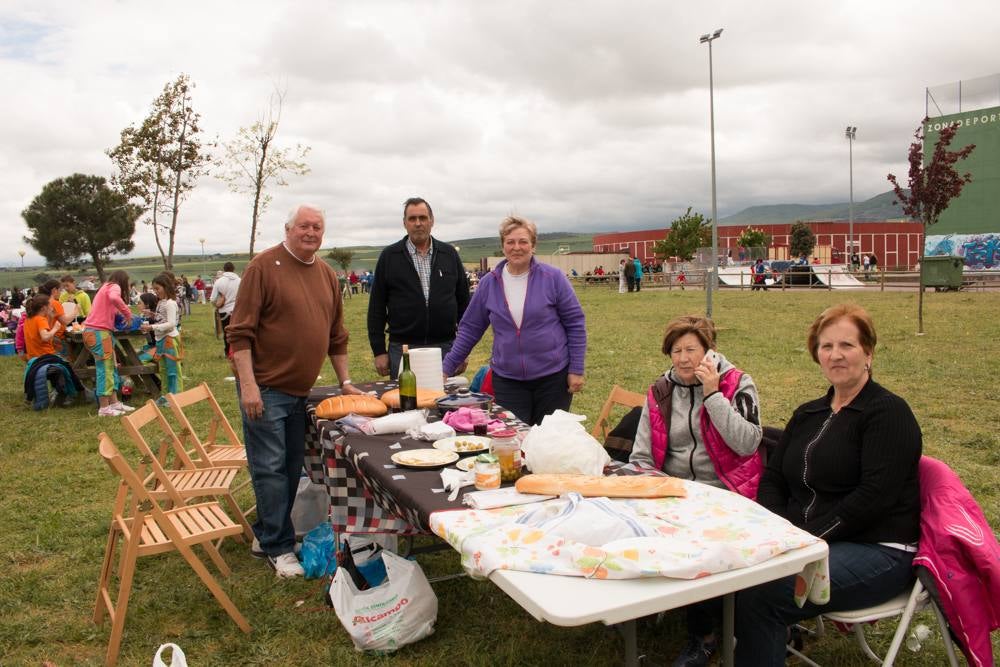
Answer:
[
  {"left": 303, "top": 384, "right": 653, "bottom": 535},
  {"left": 304, "top": 383, "right": 524, "bottom": 534}
]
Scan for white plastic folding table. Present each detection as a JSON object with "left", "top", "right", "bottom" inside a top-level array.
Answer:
[{"left": 488, "top": 540, "right": 829, "bottom": 667}]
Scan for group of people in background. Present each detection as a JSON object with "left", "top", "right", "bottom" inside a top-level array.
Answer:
[
  {"left": 850, "top": 251, "right": 880, "bottom": 279},
  {"left": 7, "top": 267, "right": 195, "bottom": 415},
  {"left": 619, "top": 255, "right": 645, "bottom": 293}
]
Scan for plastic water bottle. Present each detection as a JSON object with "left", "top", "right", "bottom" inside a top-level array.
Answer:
[{"left": 121, "top": 378, "right": 134, "bottom": 404}]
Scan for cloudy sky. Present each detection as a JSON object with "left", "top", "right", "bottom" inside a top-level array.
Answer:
[{"left": 2, "top": 1, "right": 999, "bottom": 266}]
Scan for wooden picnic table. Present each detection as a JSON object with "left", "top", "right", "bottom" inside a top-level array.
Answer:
[{"left": 65, "top": 329, "right": 160, "bottom": 397}]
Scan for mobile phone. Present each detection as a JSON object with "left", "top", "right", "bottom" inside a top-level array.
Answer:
[{"left": 703, "top": 350, "right": 720, "bottom": 368}]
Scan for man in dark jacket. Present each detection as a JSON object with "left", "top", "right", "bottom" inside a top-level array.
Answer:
[{"left": 368, "top": 197, "right": 470, "bottom": 379}]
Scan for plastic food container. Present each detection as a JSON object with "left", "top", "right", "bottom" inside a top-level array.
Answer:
[{"left": 474, "top": 454, "right": 501, "bottom": 490}]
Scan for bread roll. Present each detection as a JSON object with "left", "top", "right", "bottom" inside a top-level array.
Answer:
[
  {"left": 379, "top": 388, "right": 445, "bottom": 409},
  {"left": 315, "top": 394, "right": 388, "bottom": 420},
  {"left": 515, "top": 474, "right": 686, "bottom": 498}
]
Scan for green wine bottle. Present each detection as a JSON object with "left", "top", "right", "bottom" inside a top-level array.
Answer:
[{"left": 399, "top": 344, "right": 418, "bottom": 411}]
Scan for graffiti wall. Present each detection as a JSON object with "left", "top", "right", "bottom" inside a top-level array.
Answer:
[{"left": 925, "top": 233, "right": 1000, "bottom": 270}]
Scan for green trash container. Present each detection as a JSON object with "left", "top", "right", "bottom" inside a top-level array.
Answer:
[{"left": 921, "top": 256, "right": 964, "bottom": 291}]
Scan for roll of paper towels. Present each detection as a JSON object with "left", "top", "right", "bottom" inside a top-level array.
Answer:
[{"left": 403, "top": 347, "right": 445, "bottom": 392}]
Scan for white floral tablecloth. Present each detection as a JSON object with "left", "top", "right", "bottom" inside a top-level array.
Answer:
[{"left": 430, "top": 480, "right": 830, "bottom": 606}]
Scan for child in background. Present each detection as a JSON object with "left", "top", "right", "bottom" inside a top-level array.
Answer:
[
  {"left": 23, "top": 294, "right": 61, "bottom": 360},
  {"left": 40, "top": 279, "right": 74, "bottom": 357},
  {"left": 82, "top": 270, "right": 135, "bottom": 417},
  {"left": 142, "top": 274, "right": 183, "bottom": 404},
  {"left": 59, "top": 275, "right": 92, "bottom": 321},
  {"left": 137, "top": 291, "right": 159, "bottom": 362}
]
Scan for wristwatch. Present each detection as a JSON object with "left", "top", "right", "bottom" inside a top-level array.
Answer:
[{"left": 340, "top": 379, "right": 353, "bottom": 388}]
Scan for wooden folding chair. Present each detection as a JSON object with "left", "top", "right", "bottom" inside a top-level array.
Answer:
[
  {"left": 590, "top": 384, "right": 646, "bottom": 441},
  {"left": 94, "top": 433, "right": 251, "bottom": 666},
  {"left": 166, "top": 382, "right": 247, "bottom": 467},
  {"left": 119, "top": 400, "right": 253, "bottom": 542}
]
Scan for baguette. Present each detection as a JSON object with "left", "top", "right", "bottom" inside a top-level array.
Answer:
[
  {"left": 515, "top": 473, "right": 686, "bottom": 498},
  {"left": 315, "top": 394, "right": 388, "bottom": 420},
  {"left": 379, "top": 388, "right": 445, "bottom": 409}
]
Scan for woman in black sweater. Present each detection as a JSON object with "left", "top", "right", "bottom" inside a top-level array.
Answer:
[{"left": 734, "top": 304, "right": 921, "bottom": 665}]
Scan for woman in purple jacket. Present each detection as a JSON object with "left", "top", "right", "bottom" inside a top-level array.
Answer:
[{"left": 443, "top": 216, "right": 586, "bottom": 425}]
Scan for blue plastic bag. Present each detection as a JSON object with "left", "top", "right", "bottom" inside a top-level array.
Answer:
[
  {"left": 113, "top": 313, "right": 145, "bottom": 332},
  {"left": 301, "top": 523, "right": 337, "bottom": 579}
]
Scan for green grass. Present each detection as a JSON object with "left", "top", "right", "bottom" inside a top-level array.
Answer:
[{"left": 1, "top": 287, "right": 998, "bottom": 665}]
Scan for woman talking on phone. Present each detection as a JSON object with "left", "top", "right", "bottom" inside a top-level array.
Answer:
[{"left": 629, "top": 315, "right": 763, "bottom": 666}]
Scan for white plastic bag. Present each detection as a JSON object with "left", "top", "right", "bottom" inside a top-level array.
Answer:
[
  {"left": 521, "top": 409, "right": 611, "bottom": 476},
  {"left": 291, "top": 476, "right": 329, "bottom": 538},
  {"left": 152, "top": 643, "right": 187, "bottom": 667},
  {"left": 329, "top": 550, "right": 438, "bottom": 652},
  {"left": 346, "top": 533, "right": 399, "bottom": 562}
]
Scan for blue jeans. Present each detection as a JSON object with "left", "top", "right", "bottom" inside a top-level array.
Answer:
[
  {"left": 387, "top": 341, "right": 453, "bottom": 381},
  {"left": 239, "top": 386, "right": 307, "bottom": 557},
  {"left": 735, "top": 542, "right": 915, "bottom": 666}
]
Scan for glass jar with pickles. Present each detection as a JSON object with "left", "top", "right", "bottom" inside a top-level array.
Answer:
[{"left": 490, "top": 429, "right": 522, "bottom": 482}]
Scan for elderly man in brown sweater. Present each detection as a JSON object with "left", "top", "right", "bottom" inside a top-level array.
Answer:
[{"left": 228, "top": 203, "right": 363, "bottom": 578}]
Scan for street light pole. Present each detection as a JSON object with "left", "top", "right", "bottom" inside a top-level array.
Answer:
[
  {"left": 846, "top": 126, "right": 856, "bottom": 267},
  {"left": 701, "top": 28, "right": 723, "bottom": 319},
  {"left": 18, "top": 249, "right": 25, "bottom": 269},
  {"left": 199, "top": 238, "right": 206, "bottom": 275}
]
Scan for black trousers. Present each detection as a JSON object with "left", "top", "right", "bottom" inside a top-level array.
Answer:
[
  {"left": 220, "top": 312, "right": 232, "bottom": 356},
  {"left": 491, "top": 366, "right": 572, "bottom": 426}
]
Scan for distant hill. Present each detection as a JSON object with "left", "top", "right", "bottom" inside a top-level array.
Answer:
[
  {"left": 329, "top": 232, "right": 596, "bottom": 268},
  {"left": 718, "top": 190, "right": 910, "bottom": 226}
]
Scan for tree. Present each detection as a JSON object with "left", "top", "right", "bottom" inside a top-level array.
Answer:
[
  {"left": 652, "top": 207, "right": 711, "bottom": 261},
  {"left": 21, "top": 174, "right": 140, "bottom": 282},
  {"left": 888, "top": 120, "right": 975, "bottom": 334},
  {"left": 789, "top": 221, "right": 816, "bottom": 259},
  {"left": 737, "top": 227, "right": 772, "bottom": 259},
  {"left": 216, "top": 89, "right": 310, "bottom": 257},
  {"left": 326, "top": 248, "right": 354, "bottom": 272},
  {"left": 107, "top": 73, "right": 211, "bottom": 271}
]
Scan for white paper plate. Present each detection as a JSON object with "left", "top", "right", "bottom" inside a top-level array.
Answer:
[
  {"left": 432, "top": 435, "right": 491, "bottom": 455},
  {"left": 456, "top": 457, "right": 476, "bottom": 472},
  {"left": 390, "top": 449, "right": 459, "bottom": 469}
]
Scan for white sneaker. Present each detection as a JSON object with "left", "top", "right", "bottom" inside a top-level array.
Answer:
[
  {"left": 98, "top": 405, "right": 126, "bottom": 417},
  {"left": 268, "top": 552, "right": 304, "bottom": 578},
  {"left": 114, "top": 402, "right": 136, "bottom": 413},
  {"left": 251, "top": 537, "right": 300, "bottom": 558}
]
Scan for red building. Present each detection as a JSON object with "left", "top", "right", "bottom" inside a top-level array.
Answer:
[{"left": 592, "top": 220, "right": 925, "bottom": 269}]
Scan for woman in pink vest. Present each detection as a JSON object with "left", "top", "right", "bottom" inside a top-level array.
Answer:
[{"left": 628, "top": 315, "right": 763, "bottom": 667}]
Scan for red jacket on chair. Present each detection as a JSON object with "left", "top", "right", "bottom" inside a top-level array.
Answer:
[{"left": 912, "top": 456, "right": 1000, "bottom": 667}]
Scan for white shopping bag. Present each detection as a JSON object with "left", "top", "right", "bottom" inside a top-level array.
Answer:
[
  {"left": 152, "top": 643, "right": 187, "bottom": 667},
  {"left": 521, "top": 409, "right": 611, "bottom": 476},
  {"left": 329, "top": 550, "right": 438, "bottom": 652}
]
